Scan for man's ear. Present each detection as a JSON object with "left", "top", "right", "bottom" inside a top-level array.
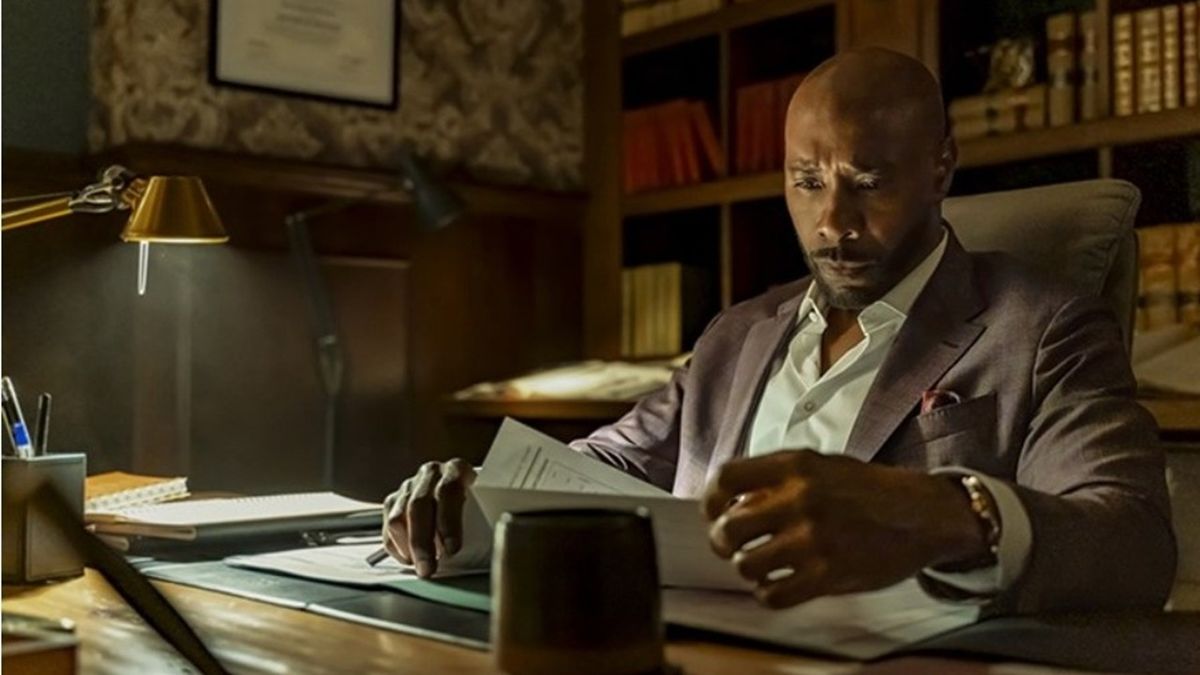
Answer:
[{"left": 933, "top": 135, "right": 958, "bottom": 199}]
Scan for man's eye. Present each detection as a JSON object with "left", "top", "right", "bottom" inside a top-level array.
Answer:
[
  {"left": 856, "top": 177, "right": 880, "bottom": 191},
  {"left": 793, "top": 178, "right": 823, "bottom": 191}
]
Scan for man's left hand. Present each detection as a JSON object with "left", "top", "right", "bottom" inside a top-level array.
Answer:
[{"left": 701, "top": 450, "right": 987, "bottom": 609}]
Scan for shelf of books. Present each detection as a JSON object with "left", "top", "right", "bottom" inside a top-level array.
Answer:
[
  {"left": 614, "top": 0, "right": 1199, "bottom": 372},
  {"left": 621, "top": 0, "right": 835, "bottom": 56}
]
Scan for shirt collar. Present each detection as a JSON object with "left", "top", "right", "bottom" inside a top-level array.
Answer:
[{"left": 797, "top": 227, "right": 949, "bottom": 334}]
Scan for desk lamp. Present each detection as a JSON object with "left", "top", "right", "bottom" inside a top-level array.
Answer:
[
  {"left": 2, "top": 164, "right": 229, "bottom": 294},
  {"left": 285, "top": 146, "right": 464, "bottom": 489}
]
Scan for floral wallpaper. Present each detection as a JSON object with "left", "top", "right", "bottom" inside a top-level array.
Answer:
[{"left": 89, "top": 0, "right": 584, "bottom": 190}]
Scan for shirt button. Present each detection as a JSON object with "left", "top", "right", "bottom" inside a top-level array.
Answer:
[{"left": 803, "top": 401, "right": 816, "bottom": 413}]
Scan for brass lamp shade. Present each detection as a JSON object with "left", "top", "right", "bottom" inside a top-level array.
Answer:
[{"left": 120, "top": 176, "right": 228, "bottom": 244}]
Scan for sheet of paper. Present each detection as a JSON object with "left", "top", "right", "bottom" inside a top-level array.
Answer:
[
  {"left": 471, "top": 485, "right": 747, "bottom": 592},
  {"left": 476, "top": 417, "right": 669, "bottom": 497},
  {"left": 226, "top": 543, "right": 481, "bottom": 585},
  {"left": 471, "top": 419, "right": 742, "bottom": 591},
  {"left": 662, "top": 579, "right": 980, "bottom": 660}
]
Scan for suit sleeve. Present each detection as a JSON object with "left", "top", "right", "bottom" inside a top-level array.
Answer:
[
  {"left": 975, "top": 294, "right": 1175, "bottom": 613},
  {"left": 567, "top": 363, "right": 687, "bottom": 492},
  {"left": 567, "top": 313, "right": 729, "bottom": 492}
]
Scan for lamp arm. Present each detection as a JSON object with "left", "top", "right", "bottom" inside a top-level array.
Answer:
[
  {"left": 1, "top": 196, "right": 75, "bottom": 231},
  {"left": 1, "top": 165, "right": 144, "bottom": 232}
]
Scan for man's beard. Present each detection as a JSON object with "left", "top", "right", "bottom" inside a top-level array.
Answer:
[{"left": 800, "top": 223, "right": 934, "bottom": 311}]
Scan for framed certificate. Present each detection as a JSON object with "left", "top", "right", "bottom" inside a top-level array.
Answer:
[{"left": 210, "top": 0, "right": 400, "bottom": 109}]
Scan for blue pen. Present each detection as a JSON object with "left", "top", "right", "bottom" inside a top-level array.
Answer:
[{"left": 1, "top": 377, "right": 35, "bottom": 459}]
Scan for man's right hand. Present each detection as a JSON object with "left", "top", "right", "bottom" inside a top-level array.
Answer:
[{"left": 382, "top": 459, "right": 476, "bottom": 578}]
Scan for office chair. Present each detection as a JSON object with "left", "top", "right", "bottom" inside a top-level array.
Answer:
[{"left": 943, "top": 178, "right": 1141, "bottom": 349}]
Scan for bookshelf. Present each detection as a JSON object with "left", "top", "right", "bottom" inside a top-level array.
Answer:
[
  {"left": 586, "top": 0, "right": 1200, "bottom": 362},
  {"left": 559, "top": 1, "right": 1200, "bottom": 440}
]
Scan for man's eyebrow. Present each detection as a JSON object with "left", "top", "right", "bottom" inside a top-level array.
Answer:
[{"left": 787, "top": 161, "right": 820, "bottom": 171}]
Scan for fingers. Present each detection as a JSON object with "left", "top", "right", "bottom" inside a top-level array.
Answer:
[
  {"left": 406, "top": 462, "right": 442, "bottom": 577},
  {"left": 702, "top": 451, "right": 814, "bottom": 520},
  {"left": 752, "top": 556, "right": 835, "bottom": 609},
  {"left": 383, "top": 481, "right": 413, "bottom": 563},
  {"left": 708, "top": 486, "right": 807, "bottom": 558},
  {"left": 730, "top": 522, "right": 815, "bottom": 582},
  {"left": 433, "top": 459, "right": 474, "bottom": 555}
]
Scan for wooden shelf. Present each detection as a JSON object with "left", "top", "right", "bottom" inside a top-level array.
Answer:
[
  {"left": 621, "top": 108, "right": 1200, "bottom": 217},
  {"left": 444, "top": 397, "right": 634, "bottom": 421},
  {"left": 624, "top": 171, "right": 780, "bottom": 216},
  {"left": 1140, "top": 397, "right": 1200, "bottom": 437},
  {"left": 447, "top": 395, "right": 1199, "bottom": 438},
  {"left": 957, "top": 108, "right": 1200, "bottom": 169},
  {"left": 94, "top": 143, "right": 587, "bottom": 223},
  {"left": 622, "top": 0, "right": 834, "bottom": 57}
]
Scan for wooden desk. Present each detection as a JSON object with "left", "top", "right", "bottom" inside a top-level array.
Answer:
[{"left": 4, "top": 571, "right": 1072, "bottom": 675}]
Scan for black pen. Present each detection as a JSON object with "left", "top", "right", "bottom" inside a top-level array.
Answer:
[
  {"left": 1, "top": 377, "right": 35, "bottom": 459},
  {"left": 34, "top": 393, "right": 51, "bottom": 456},
  {"left": 365, "top": 547, "right": 389, "bottom": 566}
]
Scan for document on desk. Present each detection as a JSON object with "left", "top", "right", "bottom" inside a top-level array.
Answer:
[
  {"left": 663, "top": 579, "right": 981, "bottom": 661},
  {"left": 470, "top": 418, "right": 748, "bottom": 591},
  {"left": 226, "top": 543, "right": 491, "bottom": 612}
]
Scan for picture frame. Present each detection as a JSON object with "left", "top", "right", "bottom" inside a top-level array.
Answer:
[{"left": 209, "top": 0, "right": 401, "bottom": 109}]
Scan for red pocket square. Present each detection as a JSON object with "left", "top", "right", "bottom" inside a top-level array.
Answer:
[{"left": 920, "top": 389, "right": 962, "bottom": 414}]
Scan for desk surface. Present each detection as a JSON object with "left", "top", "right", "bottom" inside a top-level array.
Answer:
[{"left": 2, "top": 571, "right": 1079, "bottom": 675}]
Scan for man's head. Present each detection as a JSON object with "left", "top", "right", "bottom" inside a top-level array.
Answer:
[{"left": 784, "top": 48, "right": 956, "bottom": 310}]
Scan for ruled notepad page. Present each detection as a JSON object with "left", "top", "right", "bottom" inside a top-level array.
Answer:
[{"left": 89, "top": 492, "right": 379, "bottom": 526}]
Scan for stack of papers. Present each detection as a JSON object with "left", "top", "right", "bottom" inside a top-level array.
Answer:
[{"left": 226, "top": 420, "right": 981, "bottom": 658}]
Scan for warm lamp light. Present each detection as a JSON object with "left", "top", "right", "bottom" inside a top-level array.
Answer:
[{"left": 1, "top": 165, "right": 228, "bottom": 295}]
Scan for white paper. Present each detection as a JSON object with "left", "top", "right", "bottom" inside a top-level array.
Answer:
[
  {"left": 662, "top": 579, "right": 980, "bottom": 660},
  {"left": 471, "top": 485, "right": 747, "bottom": 592},
  {"left": 477, "top": 418, "right": 669, "bottom": 497},
  {"left": 87, "top": 492, "right": 378, "bottom": 526},
  {"left": 471, "top": 419, "right": 744, "bottom": 591},
  {"left": 226, "top": 543, "right": 480, "bottom": 586}
]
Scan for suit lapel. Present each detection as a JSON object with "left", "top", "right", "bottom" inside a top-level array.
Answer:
[
  {"left": 843, "top": 234, "right": 987, "bottom": 463},
  {"left": 701, "top": 285, "right": 808, "bottom": 488}
]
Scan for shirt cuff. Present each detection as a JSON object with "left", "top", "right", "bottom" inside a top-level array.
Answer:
[{"left": 921, "top": 468, "right": 1032, "bottom": 599}]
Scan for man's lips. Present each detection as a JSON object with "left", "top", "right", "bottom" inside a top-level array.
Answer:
[{"left": 817, "top": 259, "right": 878, "bottom": 276}]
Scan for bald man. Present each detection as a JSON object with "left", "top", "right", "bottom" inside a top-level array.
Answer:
[{"left": 385, "top": 49, "right": 1175, "bottom": 614}]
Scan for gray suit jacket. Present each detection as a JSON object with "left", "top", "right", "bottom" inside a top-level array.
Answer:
[{"left": 570, "top": 231, "right": 1176, "bottom": 613}]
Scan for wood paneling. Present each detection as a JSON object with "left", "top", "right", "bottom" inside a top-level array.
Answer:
[
  {"left": 837, "top": 0, "right": 936, "bottom": 68},
  {"left": 583, "top": 0, "right": 624, "bottom": 359},
  {"left": 3, "top": 146, "right": 585, "bottom": 496}
]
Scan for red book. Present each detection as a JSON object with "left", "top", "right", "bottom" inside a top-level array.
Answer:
[
  {"left": 775, "top": 73, "right": 807, "bottom": 164},
  {"left": 688, "top": 101, "right": 725, "bottom": 177},
  {"left": 755, "top": 82, "right": 778, "bottom": 172},
  {"left": 735, "top": 85, "right": 753, "bottom": 174}
]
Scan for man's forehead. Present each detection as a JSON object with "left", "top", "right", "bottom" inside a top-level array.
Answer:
[{"left": 785, "top": 98, "right": 927, "bottom": 165}]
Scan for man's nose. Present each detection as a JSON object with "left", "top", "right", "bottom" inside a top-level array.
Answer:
[{"left": 816, "top": 182, "right": 864, "bottom": 244}]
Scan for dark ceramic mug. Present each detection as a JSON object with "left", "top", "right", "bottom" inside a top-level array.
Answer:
[{"left": 491, "top": 508, "right": 665, "bottom": 675}]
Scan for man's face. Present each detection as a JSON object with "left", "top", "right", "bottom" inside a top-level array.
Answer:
[{"left": 784, "top": 100, "right": 951, "bottom": 310}]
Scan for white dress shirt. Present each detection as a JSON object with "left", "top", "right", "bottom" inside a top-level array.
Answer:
[{"left": 746, "top": 229, "right": 1031, "bottom": 597}]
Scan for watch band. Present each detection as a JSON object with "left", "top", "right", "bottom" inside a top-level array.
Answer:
[{"left": 933, "top": 473, "right": 1002, "bottom": 573}]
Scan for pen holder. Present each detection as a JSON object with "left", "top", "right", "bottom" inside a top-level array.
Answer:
[{"left": 2, "top": 453, "right": 86, "bottom": 584}]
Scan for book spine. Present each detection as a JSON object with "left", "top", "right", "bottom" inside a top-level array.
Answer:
[
  {"left": 665, "top": 263, "right": 682, "bottom": 355},
  {"left": 1079, "top": 10, "right": 1100, "bottom": 121},
  {"left": 1164, "top": 4, "right": 1183, "bottom": 110},
  {"left": 1046, "top": 12, "right": 1078, "bottom": 127},
  {"left": 735, "top": 85, "right": 752, "bottom": 174},
  {"left": 1135, "top": 8, "right": 1163, "bottom": 114},
  {"left": 1184, "top": 3, "right": 1199, "bottom": 107},
  {"left": 1179, "top": 223, "right": 1200, "bottom": 326},
  {"left": 1114, "top": 13, "right": 1137, "bottom": 116},
  {"left": 1139, "top": 225, "right": 1180, "bottom": 330},
  {"left": 621, "top": 269, "right": 633, "bottom": 358},
  {"left": 688, "top": 101, "right": 725, "bottom": 177}
]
